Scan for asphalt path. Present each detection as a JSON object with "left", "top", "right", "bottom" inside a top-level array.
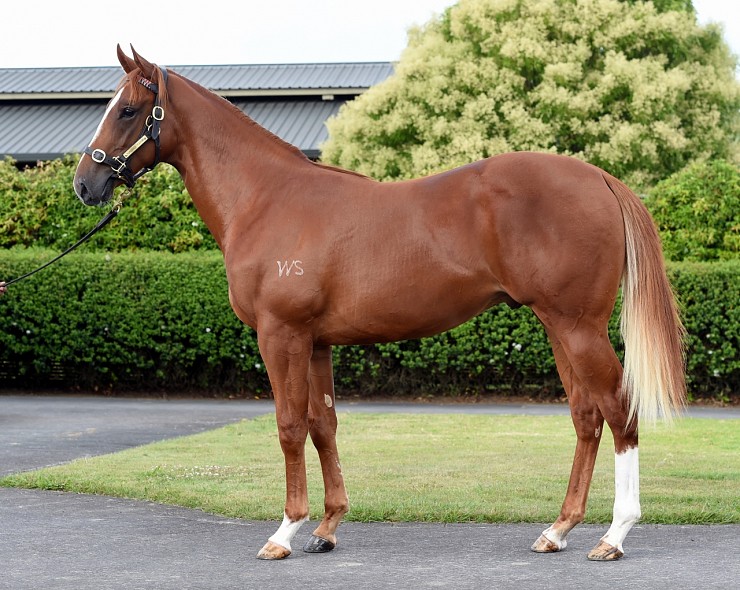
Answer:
[{"left": 1, "top": 394, "right": 739, "bottom": 589}]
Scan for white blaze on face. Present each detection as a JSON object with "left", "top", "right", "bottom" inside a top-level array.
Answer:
[{"left": 91, "top": 88, "right": 124, "bottom": 144}]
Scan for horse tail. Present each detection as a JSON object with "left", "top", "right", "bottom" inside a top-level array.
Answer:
[{"left": 602, "top": 173, "right": 687, "bottom": 426}]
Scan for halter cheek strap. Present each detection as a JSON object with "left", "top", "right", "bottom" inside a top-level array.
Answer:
[{"left": 84, "top": 66, "right": 168, "bottom": 188}]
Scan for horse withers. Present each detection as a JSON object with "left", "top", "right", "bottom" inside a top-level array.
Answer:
[{"left": 73, "top": 46, "right": 686, "bottom": 562}]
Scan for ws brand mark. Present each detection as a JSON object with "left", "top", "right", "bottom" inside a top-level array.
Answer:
[{"left": 277, "top": 260, "right": 304, "bottom": 277}]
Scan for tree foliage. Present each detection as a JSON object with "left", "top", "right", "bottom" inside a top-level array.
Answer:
[{"left": 321, "top": 0, "right": 739, "bottom": 190}]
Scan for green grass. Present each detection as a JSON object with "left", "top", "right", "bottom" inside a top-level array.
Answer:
[{"left": 2, "top": 414, "right": 738, "bottom": 524}]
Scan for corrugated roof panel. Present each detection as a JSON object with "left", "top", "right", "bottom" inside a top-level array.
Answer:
[
  {"left": 235, "top": 99, "right": 342, "bottom": 151},
  {"left": 0, "top": 68, "right": 122, "bottom": 94},
  {"left": 0, "top": 98, "right": 349, "bottom": 161},
  {"left": 0, "top": 63, "right": 394, "bottom": 95},
  {"left": 0, "top": 102, "right": 103, "bottom": 158},
  {"left": 0, "top": 62, "right": 382, "bottom": 163}
]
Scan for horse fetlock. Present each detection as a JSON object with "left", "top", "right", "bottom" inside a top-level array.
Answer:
[
  {"left": 262, "top": 512, "right": 308, "bottom": 559},
  {"left": 531, "top": 527, "right": 568, "bottom": 553}
]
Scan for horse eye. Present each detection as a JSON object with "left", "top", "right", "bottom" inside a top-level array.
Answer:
[{"left": 120, "top": 106, "right": 137, "bottom": 119}]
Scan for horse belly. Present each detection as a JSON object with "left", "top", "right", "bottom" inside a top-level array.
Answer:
[{"left": 315, "top": 256, "right": 504, "bottom": 345}]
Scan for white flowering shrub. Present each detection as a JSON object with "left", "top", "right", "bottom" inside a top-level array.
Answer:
[{"left": 322, "top": 0, "right": 739, "bottom": 190}]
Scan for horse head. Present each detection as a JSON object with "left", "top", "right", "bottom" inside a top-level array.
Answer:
[{"left": 74, "top": 45, "right": 169, "bottom": 206}]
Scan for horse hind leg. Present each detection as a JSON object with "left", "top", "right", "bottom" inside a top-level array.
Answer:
[
  {"left": 532, "top": 330, "right": 605, "bottom": 554},
  {"left": 544, "top": 318, "right": 641, "bottom": 561},
  {"left": 303, "top": 344, "right": 349, "bottom": 553}
]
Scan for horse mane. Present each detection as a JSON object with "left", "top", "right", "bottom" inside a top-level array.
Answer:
[
  {"left": 165, "top": 70, "right": 315, "bottom": 162},
  {"left": 310, "top": 161, "right": 371, "bottom": 179}
]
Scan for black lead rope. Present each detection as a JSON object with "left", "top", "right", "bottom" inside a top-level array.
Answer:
[{"left": 2, "top": 203, "right": 121, "bottom": 288}]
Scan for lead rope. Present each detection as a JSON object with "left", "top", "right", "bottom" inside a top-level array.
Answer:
[{"left": 1, "top": 190, "right": 131, "bottom": 288}]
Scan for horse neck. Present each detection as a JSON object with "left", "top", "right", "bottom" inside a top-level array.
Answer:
[{"left": 165, "top": 76, "right": 314, "bottom": 249}]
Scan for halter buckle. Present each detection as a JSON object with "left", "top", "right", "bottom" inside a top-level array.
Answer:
[
  {"left": 111, "top": 157, "right": 128, "bottom": 174},
  {"left": 152, "top": 106, "right": 165, "bottom": 121},
  {"left": 91, "top": 148, "right": 107, "bottom": 163}
]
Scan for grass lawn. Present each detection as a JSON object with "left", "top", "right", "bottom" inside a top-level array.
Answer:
[{"left": 1, "top": 413, "right": 737, "bottom": 524}]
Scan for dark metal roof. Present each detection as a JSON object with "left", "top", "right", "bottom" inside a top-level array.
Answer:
[
  {"left": 0, "top": 98, "right": 346, "bottom": 162},
  {"left": 233, "top": 99, "right": 343, "bottom": 157},
  {"left": 0, "top": 62, "right": 394, "bottom": 162},
  {"left": 0, "top": 62, "right": 395, "bottom": 96}
]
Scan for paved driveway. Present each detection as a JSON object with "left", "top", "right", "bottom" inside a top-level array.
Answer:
[{"left": 1, "top": 394, "right": 738, "bottom": 589}]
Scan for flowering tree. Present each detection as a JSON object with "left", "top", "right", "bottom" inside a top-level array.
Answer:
[{"left": 321, "top": 0, "right": 739, "bottom": 190}]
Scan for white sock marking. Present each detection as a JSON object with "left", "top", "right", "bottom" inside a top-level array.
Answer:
[
  {"left": 602, "top": 447, "right": 641, "bottom": 551},
  {"left": 540, "top": 525, "right": 567, "bottom": 550},
  {"left": 268, "top": 512, "right": 308, "bottom": 552}
]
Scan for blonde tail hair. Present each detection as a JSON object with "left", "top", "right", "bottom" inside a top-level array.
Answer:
[{"left": 603, "top": 173, "right": 687, "bottom": 426}]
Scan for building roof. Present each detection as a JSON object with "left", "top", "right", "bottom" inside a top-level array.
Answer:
[
  {"left": 0, "top": 62, "right": 394, "bottom": 96},
  {"left": 0, "top": 62, "right": 394, "bottom": 162}
]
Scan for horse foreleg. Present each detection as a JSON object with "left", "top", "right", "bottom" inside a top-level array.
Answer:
[
  {"left": 255, "top": 326, "right": 313, "bottom": 560},
  {"left": 532, "top": 334, "right": 604, "bottom": 553},
  {"left": 304, "top": 345, "right": 349, "bottom": 553}
]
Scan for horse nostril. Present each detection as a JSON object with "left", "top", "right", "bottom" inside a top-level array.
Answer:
[{"left": 75, "top": 179, "right": 90, "bottom": 203}]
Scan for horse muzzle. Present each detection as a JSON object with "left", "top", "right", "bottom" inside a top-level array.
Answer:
[{"left": 74, "top": 172, "right": 118, "bottom": 206}]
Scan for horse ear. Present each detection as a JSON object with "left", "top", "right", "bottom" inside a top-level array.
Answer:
[
  {"left": 117, "top": 44, "right": 137, "bottom": 73},
  {"left": 130, "top": 45, "right": 157, "bottom": 78}
]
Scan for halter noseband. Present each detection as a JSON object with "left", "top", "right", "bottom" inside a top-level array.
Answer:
[{"left": 84, "top": 66, "right": 168, "bottom": 188}]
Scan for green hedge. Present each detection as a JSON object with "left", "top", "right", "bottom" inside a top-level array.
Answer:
[
  {"left": 0, "top": 157, "right": 216, "bottom": 253},
  {"left": 646, "top": 159, "right": 740, "bottom": 262},
  {"left": 0, "top": 249, "right": 737, "bottom": 401}
]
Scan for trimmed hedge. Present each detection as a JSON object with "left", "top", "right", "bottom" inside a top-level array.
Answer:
[
  {"left": 0, "top": 157, "right": 216, "bottom": 253},
  {"left": 646, "top": 159, "right": 740, "bottom": 262},
  {"left": 0, "top": 249, "right": 737, "bottom": 401}
]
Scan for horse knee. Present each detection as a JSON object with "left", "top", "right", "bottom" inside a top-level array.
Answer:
[
  {"left": 571, "top": 406, "right": 604, "bottom": 442},
  {"left": 277, "top": 418, "right": 309, "bottom": 453}
]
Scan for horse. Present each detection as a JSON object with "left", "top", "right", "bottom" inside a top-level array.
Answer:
[{"left": 73, "top": 46, "right": 686, "bottom": 562}]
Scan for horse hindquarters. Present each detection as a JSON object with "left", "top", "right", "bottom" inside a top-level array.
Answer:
[{"left": 531, "top": 172, "right": 685, "bottom": 560}]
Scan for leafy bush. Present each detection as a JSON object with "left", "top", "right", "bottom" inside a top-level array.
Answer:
[
  {"left": 1, "top": 250, "right": 736, "bottom": 401},
  {"left": 646, "top": 159, "right": 740, "bottom": 261},
  {"left": 670, "top": 262, "right": 740, "bottom": 400},
  {"left": 0, "top": 249, "right": 263, "bottom": 392},
  {"left": 0, "top": 157, "right": 216, "bottom": 253}
]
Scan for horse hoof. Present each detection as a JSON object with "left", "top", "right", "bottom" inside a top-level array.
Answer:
[
  {"left": 587, "top": 540, "right": 624, "bottom": 561},
  {"left": 256, "top": 541, "right": 291, "bottom": 560},
  {"left": 303, "top": 535, "right": 336, "bottom": 553},
  {"left": 531, "top": 534, "right": 564, "bottom": 553}
]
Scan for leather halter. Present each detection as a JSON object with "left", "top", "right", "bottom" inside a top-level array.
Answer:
[{"left": 84, "top": 67, "right": 168, "bottom": 187}]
